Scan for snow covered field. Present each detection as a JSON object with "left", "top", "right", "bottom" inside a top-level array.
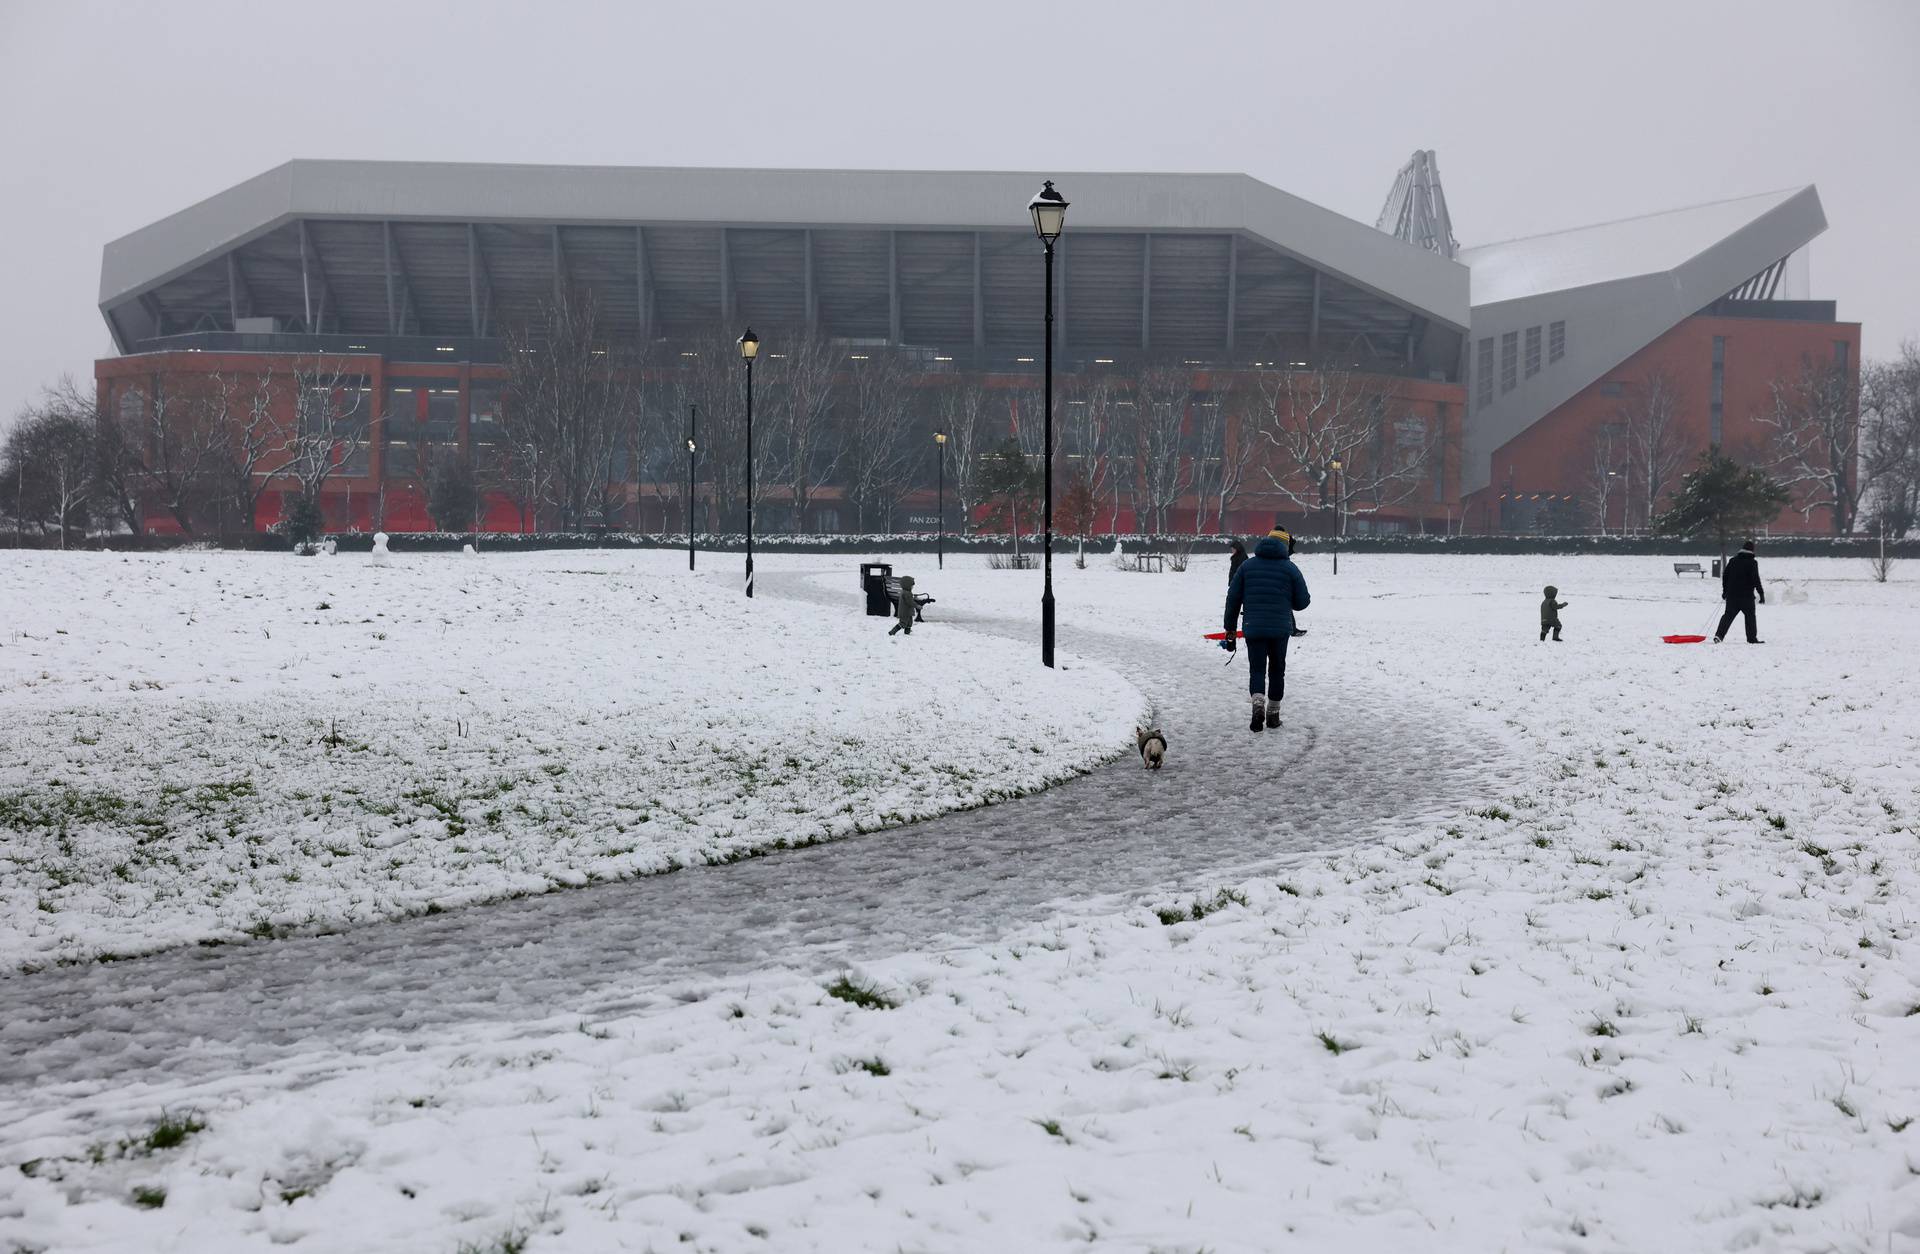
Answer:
[
  {"left": 0, "top": 550, "right": 1144, "bottom": 969},
  {"left": 4, "top": 548, "right": 1918, "bottom": 1252}
]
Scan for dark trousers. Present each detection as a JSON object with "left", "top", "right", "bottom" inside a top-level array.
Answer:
[
  {"left": 1715, "top": 598, "right": 1758, "bottom": 642},
  {"left": 1245, "top": 635, "right": 1289, "bottom": 700},
  {"left": 1540, "top": 621, "right": 1562, "bottom": 640}
]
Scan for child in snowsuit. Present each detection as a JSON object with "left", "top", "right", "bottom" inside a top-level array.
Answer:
[
  {"left": 1540, "top": 585, "right": 1567, "bottom": 641},
  {"left": 888, "top": 575, "right": 916, "bottom": 636}
]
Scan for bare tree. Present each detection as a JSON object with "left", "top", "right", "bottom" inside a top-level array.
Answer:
[
  {"left": 763, "top": 327, "right": 842, "bottom": 533},
  {"left": 197, "top": 366, "right": 290, "bottom": 533},
  {"left": 932, "top": 378, "right": 993, "bottom": 536},
  {"left": 4, "top": 400, "right": 95, "bottom": 547},
  {"left": 1252, "top": 361, "right": 1433, "bottom": 534},
  {"left": 841, "top": 350, "right": 920, "bottom": 532},
  {"left": 671, "top": 324, "right": 753, "bottom": 529},
  {"left": 1060, "top": 373, "right": 1118, "bottom": 534},
  {"left": 281, "top": 356, "right": 372, "bottom": 520},
  {"left": 1757, "top": 356, "right": 1864, "bottom": 534},
  {"left": 122, "top": 374, "right": 230, "bottom": 535},
  {"left": 501, "top": 287, "right": 637, "bottom": 530},
  {"left": 1862, "top": 342, "right": 1920, "bottom": 536},
  {"left": 1188, "top": 376, "right": 1260, "bottom": 534},
  {"left": 1617, "top": 367, "right": 1690, "bottom": 529},
  {"left": 1131, "top": 364, "right": 1193, "bottom": 534},
  {"left": 1581, "top": 420, "right": 1628, "bottom": 534}
]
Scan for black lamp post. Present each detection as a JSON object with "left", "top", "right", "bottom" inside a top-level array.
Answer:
[
  {"left": 1330, "top": 457, "right": 1343, "bottom": 575},
  {"left": 1029, "top": 179, "right": 1068, "bottom": 667},
  {"left": 686, "top": 404, "right": 697, "bottom": 571},
  {"left": 934, "top": 430, "right": 947, "bottom": 570},
  {"left": 740, "top": 328, "right": 759, "bottom": 597}
]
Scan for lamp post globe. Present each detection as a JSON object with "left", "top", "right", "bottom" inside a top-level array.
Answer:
[
  {"left": 739, "top": 328, "right": 759, "bottom": 598},
  {"left": 1028, "top": 180, "right": 1068, "bottom": 667}
]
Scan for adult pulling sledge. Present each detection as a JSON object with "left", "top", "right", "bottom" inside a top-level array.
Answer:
[{"left": 1222, "top": 526, "right": 1311, "bottom": 732}]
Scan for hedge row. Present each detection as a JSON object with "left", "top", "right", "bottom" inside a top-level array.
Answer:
[{"left": 12, "top": 530, "right": 1918, "bottom": 559}]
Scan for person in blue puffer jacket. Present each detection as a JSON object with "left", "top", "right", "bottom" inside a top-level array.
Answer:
[{"left": 1223, "top": 525, "right": 1311, "bottom": 732}]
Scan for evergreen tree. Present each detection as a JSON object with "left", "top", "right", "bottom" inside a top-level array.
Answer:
[
  {"left": 976, "top": 437, "right": 1041, "bottom": 563},
  {"left": 1653, "top": 449, "right": 1789, "bottom": 560},
  {"left": 426, "top": 449, "right": 479, "bottom": 534},
  {"left": 280, "top": 492, "right": 324, "bottom": 550}
]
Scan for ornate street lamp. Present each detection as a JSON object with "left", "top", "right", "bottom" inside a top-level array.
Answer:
[
  {"left": 686, "top": 404, "right": 697, "bottom": 571},
  {"left": 934, "top": 430, "right": 947, "bottom": 570},
  {"left": 1028, "top": 179, "right": 1068, "bottom": 667},
  {"left": 739, "top": 328, "right": 759, "bottom": 598}
]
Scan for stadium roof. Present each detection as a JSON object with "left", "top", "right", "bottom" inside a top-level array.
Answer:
[
  {"left": 98, "top": 160, "right": 1469, "bottom": 368},
  {"left": 1461, "top": 187, "right": 1816, "bottom": 306}
]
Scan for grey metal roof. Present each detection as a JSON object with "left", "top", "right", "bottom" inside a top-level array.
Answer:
[
  {"left": 1460, "top": 187, "right": 1811, "bottom": 306},
  {"left": 1457, "top": 184, "right": 1829, "bottom": 495},
  {"left": 98, "top": 160, "right": 1470, "bottom": 361}
]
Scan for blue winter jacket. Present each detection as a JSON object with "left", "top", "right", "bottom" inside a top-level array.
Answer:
[{"left": 1224, "top": 536, "right": 1311, "bottom": 638}]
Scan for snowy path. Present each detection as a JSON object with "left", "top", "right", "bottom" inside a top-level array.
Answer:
[{"left": 0, "top": 560, "right": 1499, "bottom": 1119}]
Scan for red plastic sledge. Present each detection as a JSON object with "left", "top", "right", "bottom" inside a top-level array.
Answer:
[{"left": 1662, "top": 633, "right": 1708, "bottom": 644}]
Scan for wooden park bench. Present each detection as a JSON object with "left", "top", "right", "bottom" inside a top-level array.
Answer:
[
  {"left": 1134, "top": 552, "right": 1167, "bottom": 573},
  {"left": 1673, "top": 562, "right": 1706, "bottom": 577},
  {"left": 885, "top": 576, "right": 935, "bottom": 621}
]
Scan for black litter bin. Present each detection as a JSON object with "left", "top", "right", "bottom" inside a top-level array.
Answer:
[
  {"left": 861, "top": 562, "right": 893, "bottom": 616},
  {"left": 1711, "top": 559, "right": 1723, "bottom": 578}
]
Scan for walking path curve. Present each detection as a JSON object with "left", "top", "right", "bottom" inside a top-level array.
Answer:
[{"left": 0, "top": 561, "right": 1510, "bottom": 1128}]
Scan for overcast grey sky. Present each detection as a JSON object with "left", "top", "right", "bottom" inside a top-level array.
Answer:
[{"left": 1, "top": 0, "right": 1914, "bottom": 417}]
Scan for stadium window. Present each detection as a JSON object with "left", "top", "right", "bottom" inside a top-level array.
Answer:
[
  {"left": 1476, "top": 337, "right": 1494, "bottom": 405},
  {"left": 1834, "top": 340, "right": 1849, "bottom": 370},
  {"left": 116, "top": 387, "right": 146, "bottom": 426},
  {"left": 1548, "top": 321, "right": 1566, "bottom": 364},
  {"left": 1598, "top": 381, "right": 1624, "bottom": 398},
  {"left": 1710, "top": 336, "right": 1725, "bottom": 447},
  {"left": 1500, "top": 331, "right": 1518, "bottom": 393},
  {"left": 1524, "top": 326, "right": 1542, "bottom": 379}
]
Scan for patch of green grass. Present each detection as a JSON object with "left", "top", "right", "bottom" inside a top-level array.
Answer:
[
  {"left": 124, "top": 1112, "right": 205, "bottom": 1156},
  {"left": 456, "top": 1229, "right": 529, "bottom": 1254},
  {"left": 850, "top": 1057, "right": 890, "bottom": 1077},
  {"left": 1797, "top": 839, "right": 1828, "bottom": 858},
  {"left": 824, "top": 975, "right": 896, "bottom": 1010},
  {"left": 1532, "top": 835, "right": 1551, "bottom": 848},
  {"left": 1587, "top": 1017, "right": 1619, "bottom": 1038},
  {"left": 1154, "top": 905, "right": 1188, "bottom": 926},
  {"left": 1472, "top": 805, "right": 1512, "bottom": 822},
  {"left": 1033, "top": 1118, "right": 1066, "bottom": 1139},
  {"left": 1316, "top": 1031, "right": 1351, "bottom": 1056},
  {"left": 1584, "top": 888, "right": 1614, "bottom": 901},
  {"left": 132, "top": 1185, "right": 167, "bottom": 1209}
]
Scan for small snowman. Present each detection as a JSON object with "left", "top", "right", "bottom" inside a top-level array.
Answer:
[{"left": 370, "top": 531, "right": 391, "bottom": 568}]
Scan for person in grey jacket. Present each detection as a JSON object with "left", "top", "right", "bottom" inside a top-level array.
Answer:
[{"left": 1222, "top": 526, "right": 1311, "bottom": 732}]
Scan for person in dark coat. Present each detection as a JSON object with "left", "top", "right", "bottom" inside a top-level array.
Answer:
[
  {"left": 1714, "top": 540, "right": 1765, "bottom": 643},
  {"left": 1540, "top": 585, "right": 1567, "bottom": 641},
  {"left": 1223, "top": 526, "right": 1311, "bottom": 732},
  {"left": 1227, "top": 539, "right": 1248, "bottom": 583}
]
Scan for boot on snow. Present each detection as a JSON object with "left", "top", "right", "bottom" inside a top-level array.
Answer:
[
  {"left": 1249, "top": 693, "right": 1266, "bottom": 733},
  {"left": 1266, "top": 701, "right": 1280, "bottom": 729}
]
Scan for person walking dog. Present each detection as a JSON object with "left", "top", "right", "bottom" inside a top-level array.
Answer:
[
  {"left": 1223, "top": 525, "right": 1311, "bottom": 732},
  {"left": 1714, "top": 540, "right": 1765, "bottom": 644}
]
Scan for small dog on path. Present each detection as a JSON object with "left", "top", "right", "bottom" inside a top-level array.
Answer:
[{"left": 1136, "top": 726, "right": 1167, "bottom": 770}]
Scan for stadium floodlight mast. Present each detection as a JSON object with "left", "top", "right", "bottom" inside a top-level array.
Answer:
[
  {"left": 934, "top": 430, "right": 947, "bottom": 570},
  {"left": 686, "top": 404, "right": 697, "bottom": 572},
  {"left": 739, "top": 328, "right": 759, "bottom": 598},
  {"left": 1028, "top": 179, "right": 1068, "bottom": 667}
]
